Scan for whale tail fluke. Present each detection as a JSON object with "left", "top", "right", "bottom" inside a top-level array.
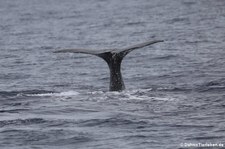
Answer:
[
  {"left": 54, "top": 40, "right": 163, "bottom": 91},
  {"left": 54, "top": 40, "right": 163, "bottom": 58}
]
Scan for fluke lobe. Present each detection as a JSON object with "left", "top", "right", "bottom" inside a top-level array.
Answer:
[{"left": 54, "top": 40, "right": 163, "bottom": 91}]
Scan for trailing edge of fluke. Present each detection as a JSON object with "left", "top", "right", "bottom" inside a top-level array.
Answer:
[{"left": 54, "top": 40, "right": 163, "bottom": 91}]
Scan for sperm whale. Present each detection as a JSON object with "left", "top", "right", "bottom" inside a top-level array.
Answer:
[{"left": 54, "top": 40, "right": 163, "bottom": 91}]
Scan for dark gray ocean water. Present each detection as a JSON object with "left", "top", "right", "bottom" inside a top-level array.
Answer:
[{"left": 1, "top": 0, "right": 225, "bottom": 149}]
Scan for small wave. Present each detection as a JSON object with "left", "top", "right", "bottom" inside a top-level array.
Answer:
[
  {"left": 155, "top": 87, "right": 192, "bottom": 92},
  {"left": 125, "top": 21, "right": 146, "bottom": 26},
  {"left": 186, "top": 136, "right": 224, "bottom": 141},
  {"left": 196, "top": 78, "right": 225, "bottom": 92},
  {"left": 0, "top": 118, "right": 46, "bottom": 127},
  {"left": 50, "top": 135, "right": 93, "bottom": 145},
  {"left": 152, "top": 54, "right": 177, "bottom": 60},
  {"left": 78, "top": 117, "right": 148, "bottom": 128},
  {"left": 171, "top": 124, "right": 214, "bottom": 128},
  {"left": 1, "top": 128, "right": 93, "bottom": 147},
  {"left": 166, "top": 17, "right": 190, "bottom": 24},
  {"left": 0, "top": 108, "right": 29, "bottom": 113},
  {"left": 182, "top": 1, "right": 196, "bottom": 6}
]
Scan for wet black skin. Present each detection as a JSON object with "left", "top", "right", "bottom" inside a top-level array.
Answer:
[
  {"left": 55, "top": 40, "right": 163, "bottom": 91},
  {"left": 99, "top": 52, "right": 125, "bottom": 91}
]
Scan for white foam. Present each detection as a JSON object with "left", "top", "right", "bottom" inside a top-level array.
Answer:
[
  {"left": 151, "top": 97, "right": 176, "bottom": 101},
  {"left": 28, "top": 91, "right": 80, "bottom": 97},
  {"left": 86, "top": 89, "right": 180, "bottom": 101},
  {"left": 25, "top": 88, "right": 182, "bottom": 102},
  {"left": 126, "top": 94, "right": 149, "bottom": 100},
  {"left": 122, "top": 94, "right": 176, "bottom": 101}
]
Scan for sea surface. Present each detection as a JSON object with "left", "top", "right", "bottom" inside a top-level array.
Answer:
[{"left": 1, "top": 0, "right": 225, "bottom": 149}]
